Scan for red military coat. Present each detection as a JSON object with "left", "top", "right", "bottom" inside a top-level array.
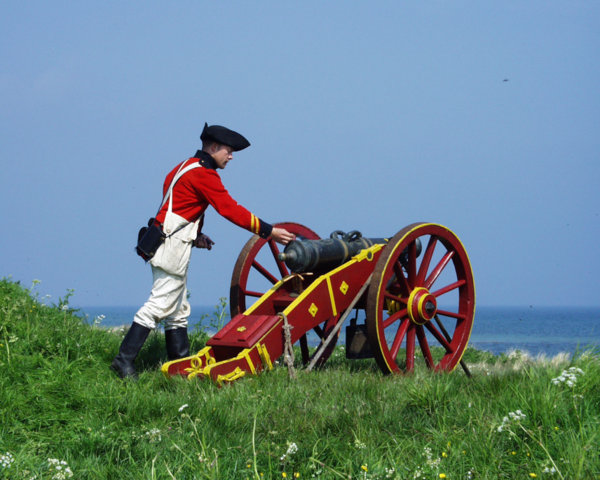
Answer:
[{"left": 155, "top": 151, "right": 272, "bottom": 239}]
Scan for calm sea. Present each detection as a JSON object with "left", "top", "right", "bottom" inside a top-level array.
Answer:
[{"left": 76, "top": 305, "right": 600, "bottom": 357}]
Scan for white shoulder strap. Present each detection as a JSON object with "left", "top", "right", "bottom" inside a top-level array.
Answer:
[{"left": 157, "top": 162, "right": 202, "bottom": 213}]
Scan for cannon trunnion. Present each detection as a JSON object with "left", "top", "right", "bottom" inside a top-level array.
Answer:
[{"left": 162, "top": 222, "right": 475, "bottom": 385}]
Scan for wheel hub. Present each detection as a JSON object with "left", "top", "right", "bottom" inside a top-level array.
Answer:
[{"left": 407, "top": 287, "right": 437, "bottom": 325}]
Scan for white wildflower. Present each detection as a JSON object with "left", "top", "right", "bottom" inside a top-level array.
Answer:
[
  {"left": 354, "top": 438, "right": 366, "bottom": 449},
  {"left": 47, "top": 459, "right": 73, "bottom": 479},
  {"left": 509, "top": 410, "right": 526, "bottom": 421},
  {"left": 551, "top": 367, "right": 584, "bottom": 387},
  {"left": 1, "top": 452, "right": 14, "bottom": 469},
  {"left": 178, "top": 404, "right": 189, "bottom": 413},
  {"left": 423, "top": 446, "right": 441, "bottom": 468},
  {"left": 280, "top": 442, "right": 298, "bottom": 462},
  {"left": 543, "top": 465, "right": 557, "bottom": 475},
  {"left": 385, "top": 467, "right": 395, "bottom": 478},
  {"left": 498, "top": 410, "right": 526, "bottom": 433},
  {"left": 144, "top": 428, "right": 162, "bottom": 443}
]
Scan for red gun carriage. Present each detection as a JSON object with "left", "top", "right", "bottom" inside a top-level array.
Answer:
[{"left": 162, "top": 222, "right": 475, "bottom": 384}]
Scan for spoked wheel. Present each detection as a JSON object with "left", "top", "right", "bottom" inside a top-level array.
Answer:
[
  {"left": 230, "top": 222, "right": 320, "bottom": 316},
  {"left": 366, "top": 223, "right": 475, "bottom": 374}
]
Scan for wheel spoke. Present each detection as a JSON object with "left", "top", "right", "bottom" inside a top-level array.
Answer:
[
  {"left": 431, "top": 279, "right": 466, "bottom": 298},
  {"left": 244, "top": 289, "right": 265, "bottom": 298},
  {"left": 425, "top": 250, "right": 455, "bottom": 289},
  {"left": 424, "top": 321, "right": 453, "bottom": 352},
  {"left": 384, "top": 291, "right": 406, "bottom": 304},
  {"left": 407, "top": 242, "right": 417, "bottom": 285},
  {"left": 393, "top": 261, "right": 411, "bottom": 294},
  {"left": 390, "top": 317, "right": 410, "bottom": 358},
  {"left": 416, "top": 325, "right": 434, "bottom": 368},
  {"left": 268, "top": 239, "right": 289, "bottom": 277},
  {"left": 436, "top": 309, "right": 467, "bottom": 321},
  {"left": 251, "top": 259, "right": 279, "bottom": 284},
  {"left": 383, "top": 309, "right": 408, "bottom": 329},
  {"left": 416, "top": 236, "right": 438, "bottom": 285},
  {"left": 406, "top": 326, "right": 416, "bottom": 370}
]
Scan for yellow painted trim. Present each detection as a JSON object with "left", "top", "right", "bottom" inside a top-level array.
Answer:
[
  {"left": 241, "top": 349, "right": 256, "bottom": 375},
  {"left": 257, "top": 342, "right": 273, "bottom": 370},
  {"left": 217, "top": 367, "right": 246, "bottom": 386},
  {"left": 326, "top": 276, "right": 338, "bottom": 316},
  {"left": 243, "top": 276, "right": 289, "bottom": 314},
  {"left": 162, "top": 346, "right": 214, "bottom": 378},
  {"left": 407, "top": 287, "right": 428, "bottom": 325}
]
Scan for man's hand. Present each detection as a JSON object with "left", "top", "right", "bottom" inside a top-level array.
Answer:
[
  {"left": 270, "top": 227, "right": 296, "bottom": 245},
  {"left": 194, "top": 233, "right": 215, "bottom": 250}
]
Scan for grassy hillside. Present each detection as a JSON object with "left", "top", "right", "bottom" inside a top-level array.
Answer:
[{"left": 0, "top": 278, "right": 598, "bottom": 479}]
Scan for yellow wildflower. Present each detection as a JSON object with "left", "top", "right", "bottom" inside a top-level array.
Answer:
[
  {"left": 361, "top": 465, "right": 368, "bottom": 472},
  {"left": 439, "top": 474, "right": 447, "bottom": 479},
  {"left": 529, "top": 474, "right": 537, "bottom": 478}
]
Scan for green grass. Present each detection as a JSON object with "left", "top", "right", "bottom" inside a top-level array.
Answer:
[{"left": 1, "top": 278, "right": 599, "bottom": 479}]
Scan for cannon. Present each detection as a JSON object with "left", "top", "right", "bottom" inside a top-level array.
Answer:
[{"left": 162, "top": 222, "right": 475, "bottom": 385}]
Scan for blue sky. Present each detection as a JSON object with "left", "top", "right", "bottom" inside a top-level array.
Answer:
[{"left": 1, "top": 1, "right": 598, "bottom": 308}]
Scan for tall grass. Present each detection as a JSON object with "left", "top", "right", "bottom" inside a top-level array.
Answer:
[{"left": 1, "top": 278, "right": 598, "bottom": 479}]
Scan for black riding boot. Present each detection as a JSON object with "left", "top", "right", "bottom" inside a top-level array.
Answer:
[
  {"left": 111, "top": 323, "right": 151, "bottom": 379},
  {"left": 165, "top": 327, "right": 190, "bottom": 360}
]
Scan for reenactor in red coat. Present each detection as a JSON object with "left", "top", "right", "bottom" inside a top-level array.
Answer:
[{"left": 111, "top": 123, "right": 295, "bottom": 378}]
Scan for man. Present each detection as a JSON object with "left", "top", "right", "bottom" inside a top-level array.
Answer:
[{"left": 111, "top": 123, "right": 295, "bottom": 378}]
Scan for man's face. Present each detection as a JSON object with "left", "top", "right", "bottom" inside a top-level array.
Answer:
[{"left": 211, "top": 144, "right": 233, "bottom": 169}]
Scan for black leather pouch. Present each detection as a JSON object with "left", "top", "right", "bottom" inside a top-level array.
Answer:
[{"left": 136, "top": 218, "right": 165, "bottom": 261}]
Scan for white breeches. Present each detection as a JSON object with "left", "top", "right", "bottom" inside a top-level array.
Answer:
[{"left": 133, "top": 266, "right": 191, "bottom": 331}]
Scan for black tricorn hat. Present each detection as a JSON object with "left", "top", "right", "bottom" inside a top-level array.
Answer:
[{"left": 200, "top": 123, "right": 250, "bottom": 151}]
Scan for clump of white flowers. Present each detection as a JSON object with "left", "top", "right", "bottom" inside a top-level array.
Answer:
[
  {"left": 424, "top": 446, "right": 441, "bottom": 469},
  {"left": 354, "top": 438, "right": 366, "bottom": 449},
  {"left": 551, "top": 367, "right": 584, "bottom": 387},
  {"left": 1, "top": 452, "right": 14, "bottom": 469},
  {"left": 497, "top": 409, "right": 526, "bottom": 432},
  {"left": 280, "top": 442, "right": 298, "bottom": 462},
  {"left": 47, "top": 458, "right": 73, "bottom": 479},
  {"left": 144, "top": 428, "right": 162, "bottom": 443}
]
